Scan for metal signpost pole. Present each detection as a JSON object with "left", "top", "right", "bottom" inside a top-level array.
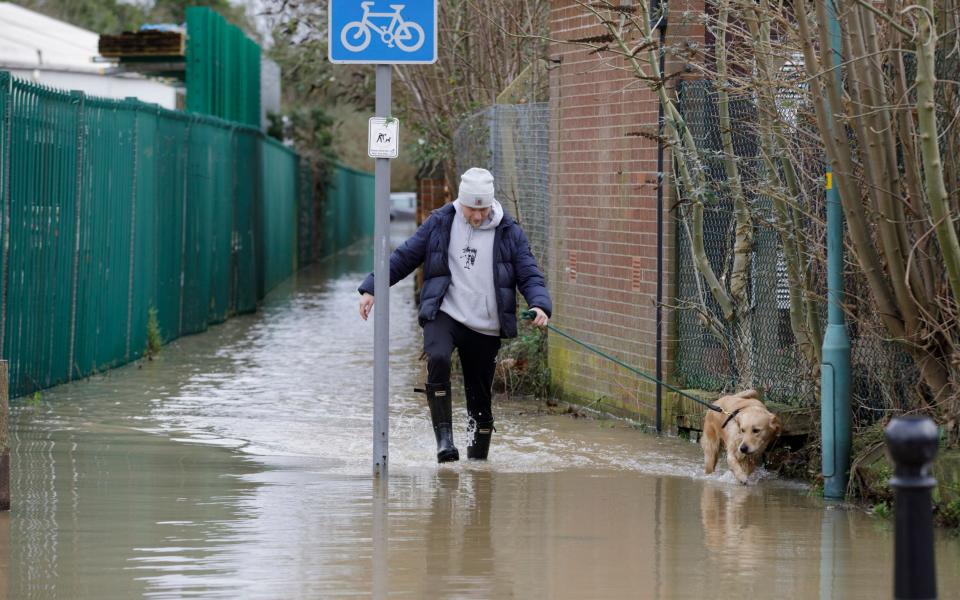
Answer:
[
  {"left": 330, "top": 0, "right": 436, "bottom": 479},
  {"left": 372, "top": 64, "right": 391, "bottom": 478}
]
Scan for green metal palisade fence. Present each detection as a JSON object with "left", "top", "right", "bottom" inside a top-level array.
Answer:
[
  {"left": 185, "top": 6, "right": 261, "bottom": 127},
  {"left": 321, "top": 164, "right": 375, "bottom": 258},
  {"left": 260, "top": 136, "right": 299, "bottom": 295},
  {"left": 0, "top": 71, "right": 352, "bottom": 398},
  {"left": 297, "top": 163, "right": 316, "bottom": 267}
]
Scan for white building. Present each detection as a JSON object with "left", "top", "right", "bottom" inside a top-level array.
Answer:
[
  {"left": 261, "top": 56, "right": 281, "bottom": 131},
  {"left": 0, "top": 2, "right": 179, "bottom": 108}
]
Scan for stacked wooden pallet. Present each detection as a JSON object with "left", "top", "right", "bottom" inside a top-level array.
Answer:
[{"left": 98, "top": 30, "right": 186, "bottom": 58}]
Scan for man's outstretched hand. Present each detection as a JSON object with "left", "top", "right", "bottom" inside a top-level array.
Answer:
[
  {"left": 359, "top": 293, "right": 374, "bottom": 321},
  {"left": 529, "top": 307, "right": 549, "bottom": 328}
]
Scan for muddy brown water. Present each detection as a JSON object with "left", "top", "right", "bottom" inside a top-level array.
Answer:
[{"left": 2, "top": 222, "right": 959, "bottom": 599}]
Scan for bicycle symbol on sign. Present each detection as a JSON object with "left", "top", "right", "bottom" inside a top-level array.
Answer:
[{"left": 341, "top": 2, "right": 425, "bottom": 53}]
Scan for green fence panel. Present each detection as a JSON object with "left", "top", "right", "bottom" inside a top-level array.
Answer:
[
  {"left": 74, "top": 98, "right": 137, "bottom": 377},
  {"left": 298, "top": 164, "right": 316, "bottom": 266},
  {"left": 335, "top": 167, "right": 352, "bottom": 252},
  {"left": 153, "top": 115, "right": 190, "bottom": 343},
  {"left": 233, "top": 129, "right": 258, "bottom": 314},
  {"left": 181, "top": 121, "right": 215, "bottom": 335},
  {"left": 128, "top": 103, "right": 160, "bottom": 361},
  {"left": 2, "top": 82, "right": 79, "bottom": 393},
  {"left": 185, "top": 7, "right": 261, "bottom": 128},
  {"left": 260, "top": 138, "right": 298, "bottom": 293},
  {"left": 206, "top": 124, "right": 233, "bottom": 325},
  {"left": 0, "top": 71, "right": 323, "bottom": 398},
  {"left": 0, "top": 74, "right": 9, "bottom": 376},
  {"left": 321, "top": 164, "right": 374, "bottom": 258}
]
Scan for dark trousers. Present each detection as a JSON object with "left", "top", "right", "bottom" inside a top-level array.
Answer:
[{"left": 423, "top": 311, "right": 501, "bottom": 422}]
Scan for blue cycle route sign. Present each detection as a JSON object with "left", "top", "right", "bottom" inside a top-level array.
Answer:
[{"left": 329, "top": 0, "right": 437, "bottom": 64}]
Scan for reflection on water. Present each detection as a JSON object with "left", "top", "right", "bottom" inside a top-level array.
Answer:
[{"left": 5, "top": 222, "right": 960, "bottom": 598}]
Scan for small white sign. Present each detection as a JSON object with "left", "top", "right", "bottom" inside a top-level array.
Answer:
[{"left": 368, "top": 117, "right": 399, "bottom": 159}]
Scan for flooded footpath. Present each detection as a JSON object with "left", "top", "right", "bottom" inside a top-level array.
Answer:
[{"left": 3, "top": 222, "right": 960, "bottom": 599}]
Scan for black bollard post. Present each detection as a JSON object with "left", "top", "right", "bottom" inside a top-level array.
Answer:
[{"left": 885, "top": 416, "right": 939, "bottom": 600}]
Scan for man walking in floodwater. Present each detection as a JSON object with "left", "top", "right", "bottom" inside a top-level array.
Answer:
[{"left": 358, "top": 167, "right": 551, "bottom": 463}]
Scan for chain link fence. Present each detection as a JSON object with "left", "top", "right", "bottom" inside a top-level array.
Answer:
[
  {"left": 673, "top": 80, "right": 815, "bottom": 404},
  {"left": 674, "top": 80, "right": 923, "bottom": 413},
  {"left": 452, "top": 103, "right": 551, "bottom": 275}
]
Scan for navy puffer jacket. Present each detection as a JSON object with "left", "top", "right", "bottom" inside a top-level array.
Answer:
[{"left": 358, "top": 203, "right": 551, "bottom": 338}]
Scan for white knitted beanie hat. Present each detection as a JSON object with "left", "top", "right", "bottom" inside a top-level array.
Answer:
[{"left": 457, "top": 167, "right": 495, "bottom": 208}]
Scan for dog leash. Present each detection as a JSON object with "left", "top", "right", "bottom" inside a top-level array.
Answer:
[{"left": 520, "top": 310, "right": 731, "bottom": 417}]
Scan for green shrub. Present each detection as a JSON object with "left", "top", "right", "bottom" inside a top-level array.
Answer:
[
  {"left": 145, "top": 307, "right": 162, "bottom": 359},
  {"left": 494, "top": 307, "right": 550, "bottom": 398},
  {"left": 871, "top": 501, "right": 892, "bottom": 519},
  {"left": 938, "top": 499, "right": 960, "bottom": 529}
]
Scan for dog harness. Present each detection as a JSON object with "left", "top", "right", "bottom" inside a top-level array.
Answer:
[{"left": 721, "top": 408, "right": 743, "bottom": 430}]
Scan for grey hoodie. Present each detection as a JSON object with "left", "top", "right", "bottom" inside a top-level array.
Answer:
[{"left": 439, "top": 199, "right": 504, "bottom": 336}]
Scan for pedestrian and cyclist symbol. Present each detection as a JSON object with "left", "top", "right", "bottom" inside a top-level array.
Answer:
[{"left": 329, "top": 0, "right": 437, "bottom": 64}]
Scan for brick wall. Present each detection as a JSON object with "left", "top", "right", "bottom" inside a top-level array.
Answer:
[{"left": 547, "top": 0, "right": 703, "bottom": 424}]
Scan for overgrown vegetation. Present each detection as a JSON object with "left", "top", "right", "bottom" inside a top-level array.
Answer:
[
  {"left": 27, "top": 391, "right": 42, "bottom": 408},
  {"left": 494, "top": 307, "right": 551, "bottom": 398},
  {"left": 852, "top": 451, "right": 960, "bottom": 529},
  {"left": 940, "top": 498, "right": 960, "bottom": 529},
  {"left": 145, "top": 307, "right": 162, "bottom": 359},
  {"left": 840, "top": 417, "right": 960, "bottom": 527}
]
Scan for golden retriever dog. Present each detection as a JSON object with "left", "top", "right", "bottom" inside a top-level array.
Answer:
[{"left": 701, "top": 389, "right": 781, "bottom": 484}]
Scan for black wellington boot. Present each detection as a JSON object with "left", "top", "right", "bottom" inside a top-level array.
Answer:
[
  {"left": 426, "top": 382, "right": 459, "bottom": 463},
  {"left": 467, "top": 416, "right": 495, "bottom": 460}
]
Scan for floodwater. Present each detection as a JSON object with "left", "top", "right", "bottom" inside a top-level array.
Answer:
[{"left": 3, "top": 222, "right": 960, "bottom": 600}]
